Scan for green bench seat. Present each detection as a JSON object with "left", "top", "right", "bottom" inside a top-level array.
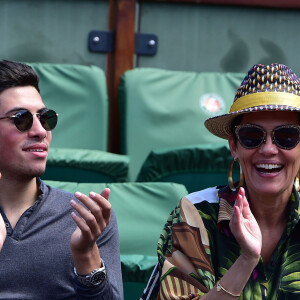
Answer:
[{"left": 42, "top": 148, "right": 129, "bottom": 183}]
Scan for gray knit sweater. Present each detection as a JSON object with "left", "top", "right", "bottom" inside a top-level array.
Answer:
[{"left": 0, "top": 179, "right": 123, "bottom": 299}]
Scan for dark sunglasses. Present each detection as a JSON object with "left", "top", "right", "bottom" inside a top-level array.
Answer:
[
  {"left": 0, "top": 108, "right": 58, "bottom": 132},
  {"left": 235, "top": 124, "right": 300, "bottom": 150}
]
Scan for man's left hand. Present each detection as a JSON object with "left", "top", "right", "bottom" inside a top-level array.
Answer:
[{"left": 70, "top": 188, "right": 111, "bottom": 274}]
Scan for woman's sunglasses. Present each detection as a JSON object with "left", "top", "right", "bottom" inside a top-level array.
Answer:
[
  {"left": 0, "top": 108, "right": 58, "bottom": 132},
  {"left": 235, "top": 124, "right": 300, "bottom": 150}
]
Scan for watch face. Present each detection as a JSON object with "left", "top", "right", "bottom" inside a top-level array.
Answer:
[{"left": 91, "top": 271, "right": 106, "bottom": 285}]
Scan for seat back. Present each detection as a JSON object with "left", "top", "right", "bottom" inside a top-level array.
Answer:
[
  {"left": 44, "top": 180, "right": 188, "bottom": 300},
  {"left": 119, "top": 68, "right": 244, "bottom": 180},
  {"left": 44, "top": 180, "right": 188, "bottom": 256},
  {"left": 30, "top": 63, "right": 108, "bottom": 151},
  {"left": 42, "top": 148, "right": 129, "bottom": 183}
]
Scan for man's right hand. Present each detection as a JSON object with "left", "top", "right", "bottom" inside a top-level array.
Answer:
[
  {"left": 0, "top": 173, "right": 6, "bottom": 251},
  {"left": 0, "top": 213, "right": 6, "bottom": 251}
]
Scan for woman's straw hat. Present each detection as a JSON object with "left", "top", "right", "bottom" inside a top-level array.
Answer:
[{"left": 204, "top": 63, "right": 300, "bottom": 139}]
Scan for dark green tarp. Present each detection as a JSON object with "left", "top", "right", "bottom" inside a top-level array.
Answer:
[{"left": 137, "top": 144, "right": 239, "bottom": 193}]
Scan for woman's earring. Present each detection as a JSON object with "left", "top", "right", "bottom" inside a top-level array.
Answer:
[
  {"left": 294, "top": 169, "right": 300, "bottom": 192},
  {"left": 228, "top": 159, "right": 244, "bottom": 192}
]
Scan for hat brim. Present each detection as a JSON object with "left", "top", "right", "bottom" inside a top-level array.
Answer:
[{"left": 204, "top": 105, "right": 300, "bottom": 140}]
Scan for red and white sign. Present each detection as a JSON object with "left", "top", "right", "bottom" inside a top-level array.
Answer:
[{"left": 200, "top": 93, "right": 226, "bottom": 116}]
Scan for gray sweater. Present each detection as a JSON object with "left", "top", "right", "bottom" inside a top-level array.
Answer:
[{"left": 0, "top": 180, "right": 123, "bottom": 299}]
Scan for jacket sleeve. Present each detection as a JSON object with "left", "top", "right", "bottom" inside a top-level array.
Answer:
[{"left": 156, "top": 196, "right": 216, "bottom": 299}]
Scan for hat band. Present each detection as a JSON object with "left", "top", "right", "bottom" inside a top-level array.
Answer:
[{"left": 229, "top": 92, "right": 300, "bottom": 113}]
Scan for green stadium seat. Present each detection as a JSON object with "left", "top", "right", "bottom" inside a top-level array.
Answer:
[
  {"left": 29, "top": 63, "right": 108, "bottom": 151},
  {"left": 42, "top": 148, "right": 129, "bottom": 183},
  {"left": 136, "top": 144, "right": 237, "bottom": 193},
  {"left": 29, "top": 63, "right": 131, "bottom": 184},
  {"left": 43, "top": 180, "right": 188, "bottom": 300},
  {"left": 118, "top": 68, "right": 244, "bottom": 181}
]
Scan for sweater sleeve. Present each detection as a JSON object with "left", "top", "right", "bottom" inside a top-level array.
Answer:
[{"left": 73, "top": 209, "right": 123, "bottom": 300}]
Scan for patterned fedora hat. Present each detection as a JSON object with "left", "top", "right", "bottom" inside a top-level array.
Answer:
[{"left": 205, "top": 63, "right": 300, "bottom": 139}]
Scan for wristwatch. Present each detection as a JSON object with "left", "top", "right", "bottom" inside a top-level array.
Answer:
[{"left": 74, "top": 259, "right": 106, "bottom": 287}]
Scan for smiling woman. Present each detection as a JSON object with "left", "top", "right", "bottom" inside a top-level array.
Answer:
[
  {"left": 143, "top": 63, "right": 300, "bottom": 300},
  {"left": 230, "top": 111, "right": 300, "bottom": 204}
]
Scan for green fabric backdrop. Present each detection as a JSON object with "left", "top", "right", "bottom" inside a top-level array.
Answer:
[{"left": 0, "top": 0, "right": 108, "bottom": 69}]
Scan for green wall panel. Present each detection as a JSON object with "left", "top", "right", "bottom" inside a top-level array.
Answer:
[
  {"left": 137, "top": 3, "right": 300, "bottom": 74},
  {"left": 0, "top": 0, "right": 108, "bottom": 68}
]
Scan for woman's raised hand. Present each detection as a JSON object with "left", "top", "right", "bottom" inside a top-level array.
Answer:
[{"left": 229, "top": 187, "right": 262, "bottom": 262}]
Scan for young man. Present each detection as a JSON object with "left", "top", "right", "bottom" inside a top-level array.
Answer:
[{"left": 0, "top": 60, "right": 123, "bottom": 299}]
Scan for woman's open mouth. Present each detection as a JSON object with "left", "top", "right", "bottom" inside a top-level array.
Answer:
[{"left": 255, "top": 163, "right": 283, "bottom": 174}]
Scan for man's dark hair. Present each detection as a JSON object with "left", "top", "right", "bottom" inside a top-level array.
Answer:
[{"left": 0, "top": 60, "right": 40, "bottom": 94}]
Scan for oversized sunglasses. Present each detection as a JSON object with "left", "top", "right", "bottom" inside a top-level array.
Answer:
[
  {"left": 235, "top": 124, "right": 300, "bottom": 150},
  {"left": 0, "top": 108, "right": 58, "bottom": 132}
]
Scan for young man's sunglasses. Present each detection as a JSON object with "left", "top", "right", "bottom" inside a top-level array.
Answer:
[
  {"left": 0, "top": 108, "right": 58, "bottom": 132},
  {"left": 235, "top": 124, "right": 300, "bottom": 150}
]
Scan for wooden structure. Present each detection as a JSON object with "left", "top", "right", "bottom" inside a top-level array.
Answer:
[{"left": 106, "top": 0, "right": 300, "bottom": 153}]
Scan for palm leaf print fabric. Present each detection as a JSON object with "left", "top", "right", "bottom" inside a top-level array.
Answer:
[{"left": 145, "top": 185, "right": 300, "bottom": 300}]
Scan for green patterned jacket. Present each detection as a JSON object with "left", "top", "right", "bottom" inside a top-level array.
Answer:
[{"left": 142, "top": 185, "right": 300, "bottom": 300}]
